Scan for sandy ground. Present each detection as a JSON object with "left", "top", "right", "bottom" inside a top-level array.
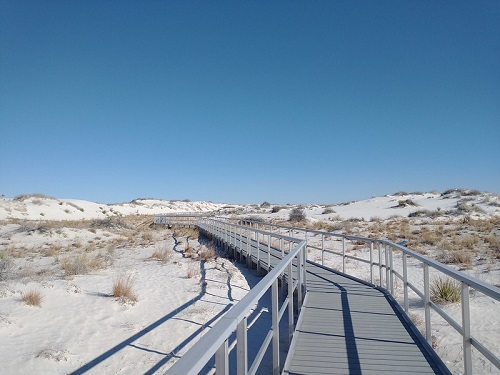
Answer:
[{"left": 0, "top": 190, "right": 498, "bottom": 374}]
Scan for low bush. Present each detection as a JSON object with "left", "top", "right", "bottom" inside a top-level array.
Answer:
[
  {"left": 22, "top": 289, "right": 43, "bottom": 307},
  {"left": 430, "top": 276, "right": 461, "bottom": 303},
  {"left": 199, "top": 246, "right": 216, "bottom": 261},
  {"left": 112, "top": 274, "right": 137, "bottom": 304},
  {"left": 289, "top": 208, "right": 306, "bottom": 222},
  {"left": 60, "top": 253, "right": 106, "bottom": 276},
  {"left": 151, "top": 245, "right": 172, "bottom": 262}
]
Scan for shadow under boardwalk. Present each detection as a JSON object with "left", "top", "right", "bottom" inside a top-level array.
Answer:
[{"left": 283, "top": 265, "right": 451, "bottom": 375}]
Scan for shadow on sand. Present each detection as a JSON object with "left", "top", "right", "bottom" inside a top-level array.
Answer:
[{"left": 70, "top": 233, "right": 277, "bottom": 374}]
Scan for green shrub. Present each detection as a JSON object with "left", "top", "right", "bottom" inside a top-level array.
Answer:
[
  {"left": 289, "top": 208, "right": 306, "bottom": 222},
  {"left": 430, "top": 276, "right": 461, "bottom": 303}
]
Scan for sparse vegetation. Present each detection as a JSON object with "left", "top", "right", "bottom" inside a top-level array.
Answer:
[
  {"left": 151, "top": 245, "right": 172, "bottom": 262},
  {"left": 22, "top": 288, "right": 43, "bottom": 306},
  {"left": 430, "top": 276, "right": 461, "bottom": 303},
  {"left": 112, "top": 274, "right": 137, "bottom": 304},
  {"left": 398, "top": 199, "right": 418, "bottom": 207},
  {"left": 187, "top": 263, "right": 198, "bottom": 278},
  {"left": 14, "top": 193, "right": 55, "bottom": 201},
  {"left": 199, "top": 245, "right": 216, "bottom": 261},
  {"left": 0, "top": 255, "right": 15, "bottom": 281},
  {"left": 289, "top": 208, "right": 306, "bottom": 222},
  {"left": 60, "top": 253, "right": 106, "bottom": 276}
]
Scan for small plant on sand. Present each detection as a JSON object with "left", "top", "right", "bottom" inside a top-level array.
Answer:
[
  {"left": 0, "top": 256, "right": 15, "bottom": 281},
  {"left": 60, "top": 253, "right": 106, "bottom": 276},
  {"left": 112, "top": 274, "right": 137, "bottom": 304},
  {"left": 22, "top": 288, "right": 43, "bottom": 307},
  {"left": 430, "top": 276, "right": 461, "bottom": 303},
  {"left": 289, "top": 208, "right": 306, "bottom": 223},
  {"left": 187, "top": 263, "right": 198, "bottom": 278},
  {"left": 199, "top": 245, "right": 216, "bottom": 261},
  {"left": 151, "top": 245, "right": 172, "bottom": 262}
]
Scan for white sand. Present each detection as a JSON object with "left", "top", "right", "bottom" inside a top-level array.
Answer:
[{"left": 1, "top": 191, "right": 499, "bottom": 374}]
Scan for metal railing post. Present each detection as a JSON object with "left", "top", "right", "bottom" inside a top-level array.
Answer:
[
  {"left": 297, "top": 250, "right": 303, "bottom": 309},
  {"left": 461, "top": 282, "right": 472, "bottom": 375},
  {"left": 389, "top": 246, "right": 394, "bottom": 295},
  {"left": 237, "top": 317, "right": 248, "bottom": 375},
  {"left": 423, "top": 263, "right": 431, "bottom": 343},
  {"left": 378, "top": 242, "right": 383, "bottom": 287},
  {"left": 215, "top": 340, "right": 229, "bottom": 375},
  {"left": 369, "top": 242, "right": 374, "bottom": 284},
  {"left": 385, "top": 244, "right": 390, "bottom": 291},
  {"left": 342, "top": 237, "right": 346, "bottom": 273},
  {"left": 288, "top": 261, "right": 294, "bottom": 343},
  {"left": 256, "top": 232, "right": 260, "bottom": 272},
  {"left": 272, "top": 279, "right": 280, "bottom": 375},
  {"left": 302, "top": 242, "right": 307, "bottom": 294},
  {"left": 268, "top": 234, "right": 271, "bottom": 270},
  {"left": 403, "top": 252, "right": 409, "bottom": 313},
  {"left": 321, "top": 234, "right": 325, "bottom": 266}
]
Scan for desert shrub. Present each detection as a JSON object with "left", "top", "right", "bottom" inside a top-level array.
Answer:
[
  {"left": 141, "top": 231, "right": 154, "bottom": 242},
  {"left": 43, "top": 243, "right": 62, "bottom": 257},
  {"left": 60, "top": 253, "right": 106, "bottom": 276},
  {"left": 394, "top": 191, "right": 409, "bottom": 196},
  {"left": 437, "top": 250, "right": 472, "bottom": 266},
  {"left": 14, "top": 193, "right": 54, "bottom": 201},
  {"left": 199, "top": 246, "right": 216, "bottom": 260},
  {"left": 260, "top": 201, "right": 271, "bottom": 207},
  {"left": 112, "top": 274, "right": 137, "bottom": 304},
  {"left": 430, "top": 276, "right": 461, "bottom": 303},
  {"left": 22, "top": 289, "right": 43, "bottom": 306},
  {"left": 398, "top": 199, "right": 418, "bottom": 207},
  {"left": 460, "top": 235, "right": 480, "bottom": 250},
  {"left": 187, "top": 263, "right": 198, "bottom": 278},
  {"left": 0, "top": 257, "right": 15, "bottom": 280},
  {"left": 173, "top": 227, "right": 199, "bottom": 239},
  {"left": 322, "top": 208, "right": 335, "bottom": 215},
  {"left": 420, "top": 229, "right": 439, "bottom": 245},
  {"left": 151, "top": 245, "right": 172, "bottom": 262},
  {"left": 409, "top": 209, "right": 454, "bottom": 218},
  {"left": 289, "top": 208, "right": 306, "bottom": 222},
  {"left": 485, "top": 234, "right": 499, "bottom": 250},
  {"left": 271, "top": 206, "right": 284, "bottom": 213}
]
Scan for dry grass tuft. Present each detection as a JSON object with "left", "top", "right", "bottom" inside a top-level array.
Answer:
[
  {"left": 187, "top": 263, "right": 198, "bottom": 278},
  {"left": 22, "top": 288, "right": 43, "bottom": 306},
  {"left": 60, "top": 253, "right": 106, "bottom": 276},
  {"left": 199, "top": 246, "right": 216, "bottom": 261},
  {"left": 112, "top": 274, "right": 137, "bottom": 304},
  {"left": 151, "top": 245, "right": 172, "bottom": 262}
]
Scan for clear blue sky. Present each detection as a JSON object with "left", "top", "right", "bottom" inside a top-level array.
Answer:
[{"left": 1, "top": 1, "right": 499, "bottom": 204}]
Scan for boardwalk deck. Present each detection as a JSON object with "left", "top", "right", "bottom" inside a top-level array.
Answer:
[
  {"left": 283, "top": 265, "right": 450, "bottom": 374},
  {"left": 198, "top": 223, "right": 451, "bottom": 375}
]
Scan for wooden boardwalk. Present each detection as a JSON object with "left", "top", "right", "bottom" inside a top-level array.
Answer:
[
  {"left": 283, "top": 265, "right": 450, "bottom": 374},
  {"left": 200, "top": 224, "right": 451, "bottom": 375}
]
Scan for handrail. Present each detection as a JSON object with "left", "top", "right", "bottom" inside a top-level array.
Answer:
[
  {"left": 234, "top": 218, "right": 500, "bottom": 374},
  {"left": 166, "top": 217, "right": 307, "bottom": 375},
  {"left": 159, "top": 215, "right": 500, "bottom": 374}
]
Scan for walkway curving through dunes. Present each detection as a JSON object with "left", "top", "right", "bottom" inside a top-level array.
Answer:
[{"left": 195, "top": 220, "right": 451, "bottom": 375}]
